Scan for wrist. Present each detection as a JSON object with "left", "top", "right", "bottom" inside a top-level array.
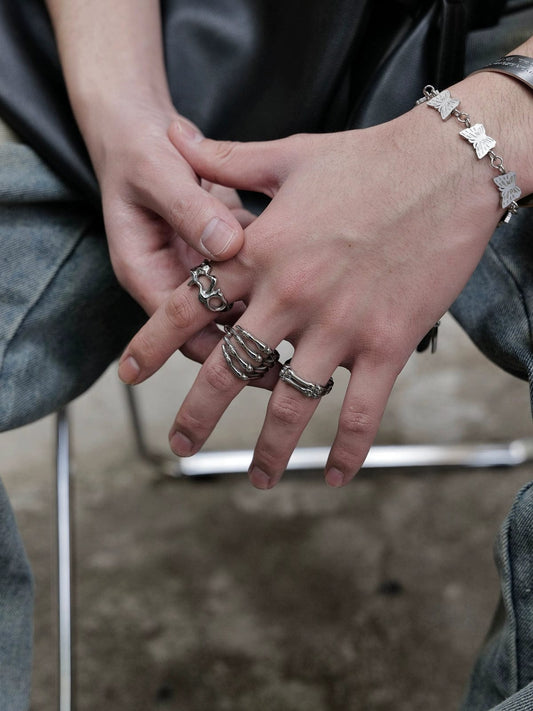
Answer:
[
  {"left": 406, "top": 69, "right": 533, "bottom": 231},
  {"left": 75, "top": 92, "right": 178, "bottom": 180},
  {"left": 45, "top": 0, "right": 176, "bottom": 174},
  {"left": 450, "top": 71, "right": 533, "bottom": 197}
]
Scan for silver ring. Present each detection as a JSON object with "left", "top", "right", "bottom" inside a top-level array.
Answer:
[
  {"left": 279, "top": 360, "right": 334, "bottom": 398},
  {"left": 222, "top": 325, "right": 279, "bottom": 380},
  {"left": 188, "top": 260, "right": 233, "bottom": 313}
]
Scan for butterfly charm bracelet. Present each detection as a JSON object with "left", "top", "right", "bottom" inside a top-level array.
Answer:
[{"left": 417, "top": 85, "right": 524, "bottom": 225}]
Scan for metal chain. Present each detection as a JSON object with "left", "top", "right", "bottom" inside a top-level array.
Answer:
[{"left": 419, "top": 85, "right": 521, "bottom": 223}]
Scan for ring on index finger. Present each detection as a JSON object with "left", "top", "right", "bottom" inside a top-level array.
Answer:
[
  {"left": 279, "top": 360, "right": 334, "bottom": 398},
  {"left": 189, "top": 259, "right": 233, "bottom": 313},
  {"left": 222, "top": 325, "right": 280, "bottom": 380}
]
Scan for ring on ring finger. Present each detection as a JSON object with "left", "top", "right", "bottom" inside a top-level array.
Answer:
[
  {"left": 279, "top": 360, "right": 334, "bottom": 398},
  {"left": 188, "top": 259, "right": 233, "bottom": 313},
  {"left": 222, "top": 325, "right": 280, "bottom": 380}
]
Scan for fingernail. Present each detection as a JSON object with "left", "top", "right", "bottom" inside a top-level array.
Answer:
[
  {"left": 201, "top": 217, "right": 237, "bottom": 257},
  {"left": 249, "top": 467, "right": 271, "bottom": 490},
  {"left": 118, "top": 355, "right": 140, "bottom": 384},
  {"left": 326, "top": 468, "right": 345, "bottom": 488},
  {"left": 175, "top": 118, "right": 203, "bottom": 143},
  {"left": 170, "top": 430, "right": 194, "bottom": 456}
]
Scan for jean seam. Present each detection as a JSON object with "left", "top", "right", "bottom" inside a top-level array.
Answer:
[
  {"left": 486, "top": 239, "right": 533, "bottom": 386},
  {"left": 500, "top": 481, "right": 533, "bottom": 696},
  {"left": 0, "top": 222, "right": 88, "bottom": 400}
]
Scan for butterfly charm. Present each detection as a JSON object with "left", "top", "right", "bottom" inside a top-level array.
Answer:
[
  {"left": 493, "top": 172, "right": 522, "bottom": 209},
  {"left": 459, "top": 123, "right": 496, "bottom": 159},
  {"left": 427, "top": 89, "right": 459, "bottom": 119}
]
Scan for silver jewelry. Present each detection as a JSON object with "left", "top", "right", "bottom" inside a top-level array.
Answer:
[
  {"left": 279, "top": 360, "right": 334, "bottom": 398},
  {"left": 472, "top": 55, "right": 533, "bottom": 92},
  {"left": 188, "top": 260, "right": 233, "bottom": 312},
  {"left": 417, "top": 85, "right": 524, "bottom": 224},
  {"left": 222, "top": 325, "right": 279, "bottom": 380}
]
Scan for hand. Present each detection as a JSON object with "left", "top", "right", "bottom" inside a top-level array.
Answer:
[
  {"left": 94, "top": 107, "right": 255, "bottom": 361},
  {"left": 97, "top": 112, "right": 255, "bottom": 310},
  {"left": 44, "top": 0, "right": 255, "bottom": 361},
  {"left": 117, "top": 94, "right": 509, "bottom": 489}
]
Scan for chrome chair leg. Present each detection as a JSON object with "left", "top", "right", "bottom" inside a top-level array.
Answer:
[
  {"left": 56, "top": 408, "right": 73, "bottom": 711},
  {"left": 123, "top": 385, "right": 533, "bottom": 477}
]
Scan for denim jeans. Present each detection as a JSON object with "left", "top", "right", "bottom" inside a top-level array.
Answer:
[
  {"left": 1, "top": 110, "right": 533, "bottom": 711},
  {"left": 460, "top": 482, "right": 533, "bottom": 711},
  {"left": 0, "top": 479, "right": 33, "bottom": 711},
  {"left": 0, "top": 131, "right": 144, "bottom": 709},
  {"left": 0, "top": 141, "right": 145, "bottom": 432}
]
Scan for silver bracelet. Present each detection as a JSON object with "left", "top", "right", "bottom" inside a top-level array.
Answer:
[
  {"left": 416, "top": 85, "right": 522, "bottom": 224},
  {"left": 471, "top": 55, "right": 533, "bottom": 92}
]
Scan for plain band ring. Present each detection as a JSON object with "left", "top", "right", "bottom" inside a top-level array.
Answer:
[
  {"left": 279, "top": 360, "right": 334, "bottom": 398},
  {"left": 222, "top": 325, "right": 279, "bottom": 380},
  {"left": 188, "top": 260, "right": 233, "bottom": 313}
]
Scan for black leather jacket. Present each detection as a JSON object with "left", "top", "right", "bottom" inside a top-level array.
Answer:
[{"left": 0, "top": 0, "right": 512, "bottom": 201}]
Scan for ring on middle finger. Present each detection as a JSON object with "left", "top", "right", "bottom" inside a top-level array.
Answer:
[
  {"left": 188, "top": 259, "right": 233, "bottom": 313},
  {"left": 222, "top": 325, "right": 280, "bottom": 380}
]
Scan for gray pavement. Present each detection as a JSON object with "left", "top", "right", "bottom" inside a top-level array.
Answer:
[{"left": 2, "top": 315, "right": 533, "bottom": 710}]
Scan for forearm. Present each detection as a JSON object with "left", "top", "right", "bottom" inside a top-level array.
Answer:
[{"left": 44, "top": 0, "right": 175, "bottom": 171}]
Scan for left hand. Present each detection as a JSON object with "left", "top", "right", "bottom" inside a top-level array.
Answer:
[{"left": 117, "top": 97, "right": 506, "bottom": 489}]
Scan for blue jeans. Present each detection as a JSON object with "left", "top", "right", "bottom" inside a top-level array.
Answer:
[
  {"left": 460, "top": 482, "right": 533, "bottom": 711},
  {"left": 2, "top": 132, "right": 533, "bottom": 709},
  {"left": 0, "top": 479, "right": 33, "bottom": 711},
  {"left": 0, "top": 137, "right": 144, "bottom": 709},
  {"left": 0, "top": 142, "right": 145, "bottom": 432}
]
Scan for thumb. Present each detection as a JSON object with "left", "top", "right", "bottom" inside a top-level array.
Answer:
[
  {"left": 168, "top": 119, "right": 289, "bottom": 197},
  {"left": 146, "top": 160, "right": 245, "bottom": 260}
]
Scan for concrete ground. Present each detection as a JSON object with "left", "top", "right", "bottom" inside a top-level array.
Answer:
[{"left": 2, "top": 315, "right": 533, "bottom": 711}]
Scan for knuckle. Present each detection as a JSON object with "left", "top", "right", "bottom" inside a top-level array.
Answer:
[
  {"left": 338, "top": 407, "right": 376, "bottom": 438},
  {"left": 269, "top": 394, "right": 303, "bottom": 427},
  {"left": 203, "top": 359, "right": 238, "bottom": 394},
  {"left": 213, "top": 140, "right": 238, "bottom": 164},
  {"left": 128, "top": 328, "right": 159, "bottom": 366},
  {"left": 274, "top": 279, "right": 300, "bottom": 309},
  {"left": 164, "top": 294, "right": 195, "bottom": 331},
  {"left": 363, "top": 326, "right": 405, "bottom": 367},
  {"left": 254, "top": 448, "right": 284, "bottom": 476},
  {"left": 176, "top": 410, "right": 209, "bottom": 440}
]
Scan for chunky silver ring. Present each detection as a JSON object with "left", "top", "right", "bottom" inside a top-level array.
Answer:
[
  {"left": 279, "top": 360, "right": 334, "bottom": 398},
  {"left": 222, "top": 325, "right": 279, "bottom": 380},
  {"left": 188, "top": 260, "right": 233, "bottom": 313}
]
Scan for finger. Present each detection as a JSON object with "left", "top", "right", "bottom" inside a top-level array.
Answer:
[
  {"left": 147, "top": 175, "right": 245, "bottom": 261},
  {"left": 117, "top": 263, "right": 250, "bottom": 384},
  {"left": 169, "top": 119, "right": 295, "bottom": 197},
  {"left": 325, "top": 361, "right": 398, "bottom": 488},
  {"left": 178, "top": 301, "right": 244, "bottom": 359},
  {"left": 179, "top": 322, "right": 225, "bottom": 364},
  {"left": 247, "top": 344, "right": 338, "bottom": 489},
  {"left": 168, "top": 315, "right": 284, "bottom": 457},
  {"left": 180, "top": 322, "right": 278, "bottom": 393},
  {"left": 121, "top": 117, "right": 245, "bottom": 260},
  {"left": 202, "top": 182, "right": 257, "bottom": 228}
]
